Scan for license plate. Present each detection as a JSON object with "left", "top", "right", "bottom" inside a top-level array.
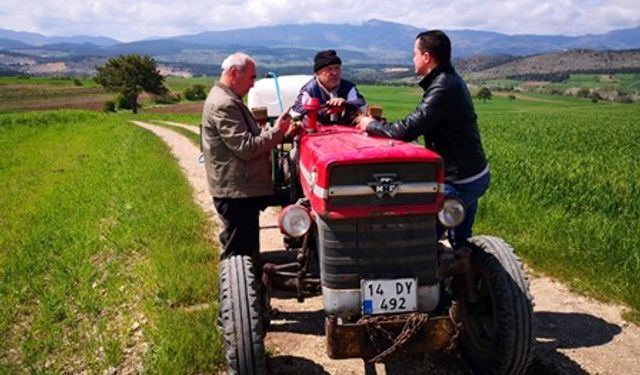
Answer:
[{"left": 361, "top": 278, "right": 417, "bottom": 315}]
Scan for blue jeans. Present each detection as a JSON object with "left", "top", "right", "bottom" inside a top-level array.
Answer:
[{"left": 438, "top": 171, "right": 490, "bottom": 248}]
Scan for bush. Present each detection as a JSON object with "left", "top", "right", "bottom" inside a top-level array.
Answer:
[
  {"left": 115, "top": 94, "right": 134, "bottom": 110},
  {"left": 184, "top": 84, "right": 207, "bottom": 101},
  {"left": 576, "top": 87, "right": 590, "bottom": 98},
  {"left": 477, "top": 87, "right": 492, "bottom": 102},
  {"left": 508, "top": 94, "right": 516, "bottom": 100},
  {"left": 73, "top": 78, "right": 83, "bottom": 86},
  {"left": 103, "top": 100, "right": 116, "bottom": 113},
  {"left": 549, "top": 88, "right": 562, "bottom": 96},
  {"left": 616, "top": 95, "right": 634, "bottom": 104}
]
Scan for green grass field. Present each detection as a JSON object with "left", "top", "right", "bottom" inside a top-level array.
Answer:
[
  {"left": 0, "top": 76, "right": 98, "bottom": 87},
  {"left": 548, "top": 73, "right": 640, "bottom": 92},
  {"left": 477, "top": 99, "right": 640, "bottom": 320},
  {"left": 164, "top": 76, "right": 217, "bottom": 93},
  {"left": 0, "top": 76, "right": 217, "bottom": 113},
  {"left": 0, "top": 111, "right": 222, "bottom": 373},
  {"left": 472, "top": 73, "right": 640, "bottom": 94}
]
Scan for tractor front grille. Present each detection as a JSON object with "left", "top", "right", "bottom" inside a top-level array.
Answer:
[
  {"left": 327, "top": 162, "right": 438, "bottom": 207},
  {"left": 317, "top": 214, "right": 438, "bottom": 290}
]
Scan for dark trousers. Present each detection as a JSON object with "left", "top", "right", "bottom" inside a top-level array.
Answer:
[{"left": 213, "top": 196, "right": 269, "bottom": 259}]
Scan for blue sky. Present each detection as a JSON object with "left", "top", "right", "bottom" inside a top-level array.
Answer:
[{"left": 1, "top": 0, "right": 639, "bottom": 42}]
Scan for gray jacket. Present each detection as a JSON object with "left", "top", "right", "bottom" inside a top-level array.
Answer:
[{"left": 202, "top": 82, "right": 284, "bottom": 198}]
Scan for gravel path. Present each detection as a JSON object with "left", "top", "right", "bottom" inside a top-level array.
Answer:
[{"left": 133, "top": 120, "right": 640, "bottom": 375}]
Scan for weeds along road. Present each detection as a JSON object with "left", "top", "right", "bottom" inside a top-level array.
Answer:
[{"left": 133, "top": 120, "right": 640, "bottom": 375}]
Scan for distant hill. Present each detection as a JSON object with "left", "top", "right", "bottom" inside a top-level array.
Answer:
[
  {"left": 470, "top": 49, "right": 640, "bottom": 79},
  {"left": 1, "top": 20, "right": 640, "bottom": 79},
  {"left": 0, "top": 28, "right": 121, "bottom": 47},
  {"left": 0, "top": 38, "right": 32, "bottom": 50},
  {"left": 166, "top": 21, "right": 640, "bottom": 58},
  {"left": 169, "top": 20, "right": 417, "bottom": 60},
  {"left": 2, "top": 20, "right": 640, "bottom": 59}
]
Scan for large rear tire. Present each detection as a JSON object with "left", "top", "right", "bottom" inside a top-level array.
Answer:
[
  {"left": 456, "top": 236, "right": 534, "bottom": 375},
  {"left": 219, "top": 255, "right": 267, "bottom": 375}
]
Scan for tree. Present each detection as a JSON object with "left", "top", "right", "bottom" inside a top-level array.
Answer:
[
  {"left": 477, "top": 87, "right": 492, "bottom": 103},
  {"left": 94, "top": 54, "right": 167, "bottom": 114}
]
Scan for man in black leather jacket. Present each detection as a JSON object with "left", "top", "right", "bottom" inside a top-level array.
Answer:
[{"left": 357, "top": 30, "right": 489, "bottom": 248}]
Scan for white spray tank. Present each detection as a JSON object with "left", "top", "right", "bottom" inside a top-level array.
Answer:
[{"left": 247, "top": 74, "right": 313, "bottom": 117}]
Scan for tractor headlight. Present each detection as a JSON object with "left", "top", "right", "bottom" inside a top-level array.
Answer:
[
  {"left": 438, "top": 197, "right": 466, "bottom": 228},
  {"left": 278, "top": 205, "right": 312, "bottom": 238}
]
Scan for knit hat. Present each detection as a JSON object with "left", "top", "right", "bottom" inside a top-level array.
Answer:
[{"left": 314, "top": 50, "right": 342, "bottom": 72}]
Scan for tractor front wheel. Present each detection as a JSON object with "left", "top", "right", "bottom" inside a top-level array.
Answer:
[
  {"left": 219, "top": 255, "right": 267, "bottom": 375},
  {"left": 456, "top": 236, "right": 534, "bottom": 375}
]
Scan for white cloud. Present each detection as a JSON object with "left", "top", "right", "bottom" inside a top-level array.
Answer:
[{"left": 0, "top": 0, "right": 638, "bottom": 41}]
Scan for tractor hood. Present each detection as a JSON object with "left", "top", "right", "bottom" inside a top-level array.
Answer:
[{"left": 297, "top": 125, "right": 445, "bottom": 219}]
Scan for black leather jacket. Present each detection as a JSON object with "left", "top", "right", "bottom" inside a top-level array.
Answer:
[{"left": 366, "top": 63, "right": 488, "bottom": 182}]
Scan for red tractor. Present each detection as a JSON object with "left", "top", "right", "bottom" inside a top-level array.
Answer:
[{"left": 218, "top": 76, "right": 533, "bottom": 374}]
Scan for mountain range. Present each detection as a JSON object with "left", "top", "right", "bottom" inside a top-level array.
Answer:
[{"left": 1, "top": 19, "right": 640, "bottom": 78}]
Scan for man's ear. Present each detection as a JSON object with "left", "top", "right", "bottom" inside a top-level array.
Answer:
[
  {"left": 228, "top": 66, "right": 240, "bottom": 84},
  {"left": 422, "top": 51, "right": 431, "bottom": 65}
]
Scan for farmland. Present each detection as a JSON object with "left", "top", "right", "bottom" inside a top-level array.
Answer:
[
  {"left": 1, "top": 79, "right": 639, "bottom": 372},
  {"left": 0, "top": 76, "right": 216, "bottom": 113}
]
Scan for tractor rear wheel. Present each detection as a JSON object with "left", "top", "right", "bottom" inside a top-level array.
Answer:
[
  {"left": 456, "top": 236, "right": 534, "bottom": 375},
  {"left": 219, "top": 255, "right": 267, "bottom": 375}
]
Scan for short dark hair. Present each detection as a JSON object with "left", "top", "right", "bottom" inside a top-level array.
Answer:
[{"left": 415, "top": 30, "right": 451, "bottom": 64}]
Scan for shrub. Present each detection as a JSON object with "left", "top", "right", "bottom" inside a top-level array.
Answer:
[
  {"left": 73, "top": 78, "right": 83, "bottom": 86},
  {"left": 576, "top": 87, "right": 590, "bottom": 98},
  {"left": 477, "top": 87, "right": 492, "bottom": 102},
  {"left": 115, "top": 94, "right": 134, "bottom": 110},
  {"left": 103, "top": 100, "right": 116, "bottom": 113},
  {"left": 184, "top": 84, "right": 207, "bottom": 101},
  {"left": 616, "top": 95, "right": 634, "bottom": 104}
]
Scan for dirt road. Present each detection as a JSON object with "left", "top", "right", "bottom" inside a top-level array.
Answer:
[{"left": 133, "top": 120, "right": 640, "bottom": 374}]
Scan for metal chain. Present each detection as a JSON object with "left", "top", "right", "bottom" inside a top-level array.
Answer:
[
  {"left": 358, "top": 313, "right": 430, "bottom": 363},
  {"left": 357, "top": 304, "right": 464, "bottom": 362},
  {"left": 445, "top": 301, "right": 463, "bottom": 352}
]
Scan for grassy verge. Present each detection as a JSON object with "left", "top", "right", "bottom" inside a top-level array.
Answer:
[
  {"left": 151, "top": 122, "right": 201, "bottom": 147},
  {"left": 0, "top": 110, "right": 223, "bottom": 373}
]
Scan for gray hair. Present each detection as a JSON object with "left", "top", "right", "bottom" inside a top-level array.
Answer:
[{"left": 221, "top": 52, "right": 255, "bottom": 74}]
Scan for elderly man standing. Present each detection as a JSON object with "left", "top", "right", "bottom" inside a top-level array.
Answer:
[
  {"left": 292, "top": 49, "right": 367, "bottom": 124},
  {"left": 202, "top": 52, "right": 290, "bottom": 259}
]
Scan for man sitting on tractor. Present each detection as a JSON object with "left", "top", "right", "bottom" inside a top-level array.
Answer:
[{"left": 291, "top": 49, "right": 367, "bottom": 125}]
